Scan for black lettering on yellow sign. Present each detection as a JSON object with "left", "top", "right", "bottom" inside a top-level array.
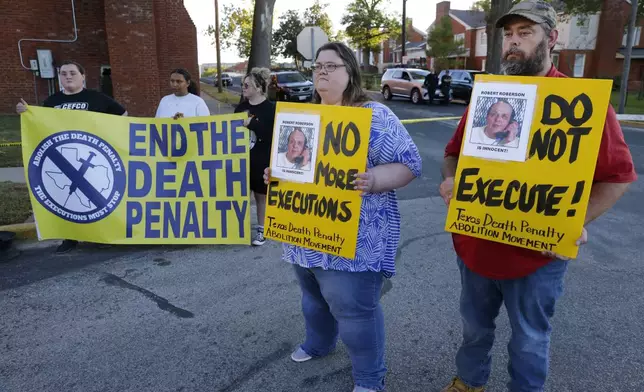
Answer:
[
  {"left": 455, "top": 168, "right": 587, "bottom": 217},
  {"left": 529, "top": 93, "right": 594, "bottom": 164}
]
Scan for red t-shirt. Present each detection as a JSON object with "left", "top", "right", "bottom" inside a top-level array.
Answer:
[{"left": 444, "top": 65, "right": 638, "bottom": 280}]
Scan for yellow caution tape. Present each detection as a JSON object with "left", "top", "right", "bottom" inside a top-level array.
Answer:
[
  {"left": 400, "top": 116, "right": 461, "bottom": 124},
  {"left": 0, "top": 142, "right": 22, "bottom": 147}
]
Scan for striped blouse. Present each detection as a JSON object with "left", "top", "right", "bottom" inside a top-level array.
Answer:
[{"left": 281, "top": 101, "right": 423, "bottom": 278}]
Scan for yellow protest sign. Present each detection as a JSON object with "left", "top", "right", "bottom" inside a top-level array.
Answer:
[
  {"left": 445, "top": 75, "right": 611, "bottom": 258},
  {"left": 263, "top": 102, "right": 372, "bottom": 259},
  {"left": 21, "top": 106, "right": 250, "bottom": 244}
]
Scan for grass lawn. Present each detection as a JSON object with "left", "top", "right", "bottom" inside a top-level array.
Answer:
[
  {"left": 610, "top": 91, "right": 644, "bottom": 115},
  {"left": 0, "top": 182, "right": 32, "bottom": 226},
  {"left": 0, "top": 115, "right": 23, "bottom": 168},
  {"left": 200, "top": 83, "right": 240, "bottom": 104}
]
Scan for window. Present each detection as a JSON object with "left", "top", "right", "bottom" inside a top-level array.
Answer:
[
  {"left": 578, "top": 17, "right": 590, "bottom": 35},
  {"left": 481, "top": 59, "right": 486, "bottom": 71},
  {"left": 622, "top": 27, "right": 642, "bottom": 46},
  {"left": 392, "top": 70, "right": 403, "bottom": 79},
  {"left": 573, "top": 54, "right": 586, "bottom": 77},
  {"left": 454, "top": 33, "right": 465, "bottom": 49},
  {"left": 480, "top": 30, "right": 487, "bottom": 45},
  {"left": 552, "top": 53, "right": 560, "bottom": 68}
]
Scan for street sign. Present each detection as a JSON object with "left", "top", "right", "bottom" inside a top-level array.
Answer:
[{"left": 297, "top": 26, "right": 329, "bottom": 61}]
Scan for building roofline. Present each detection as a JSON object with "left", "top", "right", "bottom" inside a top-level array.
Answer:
[{"left": 449, "top": 11, "right": 473, "bottom": 29}]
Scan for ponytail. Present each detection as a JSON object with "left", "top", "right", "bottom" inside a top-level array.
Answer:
[{"left": 187, "top": 80, "right": 197, "bottom": 95}]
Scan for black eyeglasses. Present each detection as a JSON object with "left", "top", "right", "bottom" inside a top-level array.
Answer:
[{"left": 311, "top": 63, "right": 346, "bottom": 73}]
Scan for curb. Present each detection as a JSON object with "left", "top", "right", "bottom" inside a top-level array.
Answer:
[
  {"left": 0, "top": 223, "right": 37, "bottom": 240},
  {"left": 619, "top": 120, "right": 644, "bottom": 129}
]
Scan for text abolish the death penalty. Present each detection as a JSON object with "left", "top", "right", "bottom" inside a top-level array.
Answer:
[{"left": 125, "top": 120, "right": 249, "bottom": 239}]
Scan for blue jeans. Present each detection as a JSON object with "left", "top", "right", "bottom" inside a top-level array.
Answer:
[
  {"left": 455, "top": 258, "right": 568, "bottom": 392},
  {"left": 292, "top": 264, "right": 386, "bottom": 391}
]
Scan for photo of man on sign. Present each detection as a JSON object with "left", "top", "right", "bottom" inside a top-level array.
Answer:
[
  {"left": 470, "top": 98, "right": 524, "bottom": 148},
  {"left": 276, "top": 127, "right": 314, "bottom": 171}
]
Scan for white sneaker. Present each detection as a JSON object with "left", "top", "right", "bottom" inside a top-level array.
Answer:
[
  {"left": 352, "top": 387, "right": 376, "bottom": 392},
  {"left": 290, "top": 347, "right": 312, "bottom": 362},
  {"left": 252, "top": 230, "right": 265, "bottom": 246}
]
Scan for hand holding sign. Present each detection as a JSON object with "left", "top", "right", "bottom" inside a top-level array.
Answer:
[
  {"left": 542, "top": 226, "right": 588, "bottom": 260},
  {"left": 439, "top": 177, "right": 455, "bottom": 206},
  {"left": 352, "top": 170, "right": 375, "bottom": 196}
]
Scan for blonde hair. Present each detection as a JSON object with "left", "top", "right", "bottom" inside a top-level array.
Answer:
[{"left": 246, "top": 67, "right": 271, "bottom": 95}]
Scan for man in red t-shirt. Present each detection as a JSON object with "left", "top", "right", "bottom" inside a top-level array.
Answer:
[{"left": 438, "top": 2, "right": 637, "bottom": 392}]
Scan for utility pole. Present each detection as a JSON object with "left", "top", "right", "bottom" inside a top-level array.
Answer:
[
  {"left": 619, "top": 0, "right": 639, "bottom": 114},
  {"left": 215, "top": 0, "right": 223, "bottom": 93},
  {"left": 401, "top": 0, "right": 407, "bottom": 65}
]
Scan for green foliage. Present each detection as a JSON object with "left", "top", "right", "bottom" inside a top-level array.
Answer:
[
  {"left": 273, "top": 10, "right": 304, "bottom": 62},
  {"left": 341, "top": 0, "right": 400, "bottom": 50},
  {"left": 206, "top": 0, "right": 254, "bottom": 59},
  {"left": 273, "top": 1, "right": 337, "bottom": 64},
  {"left": 202, "top": 68, "right": 217, "bottom": 77},
  {"left": 304, "top": 1, "right": 334, "bottom": 38},
  {"left": 427, "top": 16, "right": 466, "bottom": 71}
]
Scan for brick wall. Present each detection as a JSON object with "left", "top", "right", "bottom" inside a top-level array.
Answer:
[
  {"left": 0, "top": 0, "right": 109, "bottom": 112},
  {"left": 154, "top": 0, "right": 200, "bottom": 97},
  {"left": 0, "top": 0, "right": 199, "bottom": 116}
]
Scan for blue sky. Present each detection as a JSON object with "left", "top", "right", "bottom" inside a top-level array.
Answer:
[{"left": 183, "top": 0, "right": 477, "bottom": 64}]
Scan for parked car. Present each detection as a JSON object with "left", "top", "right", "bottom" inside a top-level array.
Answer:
[
  {"left": 437, "top": 69, "right": 486, "bottom": 103},
  {"left": 268, "top": 71, "right": 314, "bottom": 102},
  {"left": 380, "top": 68, "right": 451, "bottom": 104},
  {"left": 214, "top": 73, "right": 233, "bottom": 87}
]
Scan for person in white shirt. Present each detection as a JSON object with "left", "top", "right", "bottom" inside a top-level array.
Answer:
[
  {"left": 155, "top": 68, "right": 210, "bottom": 119},
  {"left": 276, "top": 128, "right": 311, "bottom": 171},
  {"left": 470, "top": 99, "right": 520, "bottom": 148}
]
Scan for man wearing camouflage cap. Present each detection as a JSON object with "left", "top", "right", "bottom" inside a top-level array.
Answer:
[{"left": 438, "top": 1, "right": 637, "bottom": 391}]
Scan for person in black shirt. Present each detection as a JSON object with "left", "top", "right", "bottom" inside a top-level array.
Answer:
[
  {"left": 234, "top": 67, "right": 276, "bottom": 246},
  {"left": 424, "top": 71, "right": 439, "bottom": 104},
  {"left": 16, "top": 60, "right": 127, "bottom": 254}
]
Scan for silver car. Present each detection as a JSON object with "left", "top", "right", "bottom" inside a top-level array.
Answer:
[{"left": 381, "top": 68, "right": 451, "bottom": 104}]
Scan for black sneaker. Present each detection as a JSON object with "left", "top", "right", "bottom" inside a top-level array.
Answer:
[
  {"left": 252, "top": 230, "right": 265, "bottom": 246},
  {"left": 56, "top": 240, "right": 78, "bottom": 254}
]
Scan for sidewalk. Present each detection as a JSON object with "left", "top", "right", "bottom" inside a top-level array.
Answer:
[
  {"left": 0, "top": 167, "right": 25, "bottom": 183},
  {"left": 200, "top": 92, "right": 236, "bottom": 115}
]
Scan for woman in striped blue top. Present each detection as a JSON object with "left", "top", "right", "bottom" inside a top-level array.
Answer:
[{"left": 264, "top": 42, "right": 422, "bottom": 392}]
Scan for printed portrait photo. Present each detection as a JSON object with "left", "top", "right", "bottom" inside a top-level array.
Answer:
[
  {"left": 275, "top": 125, "right": 316, "bottom": 172},
  {"left": 469, "top": 97, "right": 528, "bottom": 149}
]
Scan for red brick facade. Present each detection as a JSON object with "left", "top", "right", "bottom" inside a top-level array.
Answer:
[{"left": 0, "top": 0, "right": 198, "bottom": 116}]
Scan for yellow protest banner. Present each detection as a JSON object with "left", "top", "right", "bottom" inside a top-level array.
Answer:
[
  {"left": 21, "top": 106, "right": 250, "bottom": 244},
  {"left": 445, "top": 75, "right": 611, "bottom": 259},
  {"left": 263, "top": 102, "right": 372, "bottom": 259}
]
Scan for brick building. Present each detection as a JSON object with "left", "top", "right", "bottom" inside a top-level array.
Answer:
[
  {"left": 0, "top": 0, "right": 199, "bottom": 116},
  {"left": 554, "top": 0, "right": 644, "bottom": 90},
  {"left": 426, "top": 1, "right": 487, "bottom": 71}
]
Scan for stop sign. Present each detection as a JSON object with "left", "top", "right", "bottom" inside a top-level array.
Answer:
[{"left": 297, "top": 26, "right": 329, "bottom": 61}]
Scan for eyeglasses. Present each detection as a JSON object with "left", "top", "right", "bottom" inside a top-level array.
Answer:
[{"left": 311, "top": 63, "right": 346, "bottom": 73}]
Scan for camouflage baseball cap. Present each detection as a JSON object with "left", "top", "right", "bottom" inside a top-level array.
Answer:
[{"left": 495, "top": 0, "right": 557, "bottom": 29}]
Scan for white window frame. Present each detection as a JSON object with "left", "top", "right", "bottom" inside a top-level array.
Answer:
[
  {"left": 480, "top": 30, "right": 487, "bottom": 45},
  {"left": 552, "top": 53, "right": 560, "bottom": 68},
  {"left": 622, "top": 27, "right": 642, "bottom": 46},
  {"left": 573, "top": 54, "right": 586, "bottom": 77}
]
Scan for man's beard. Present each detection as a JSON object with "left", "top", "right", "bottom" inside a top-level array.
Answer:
[{"left": 501, "top": 39, "right": 548, "bottom": 76}]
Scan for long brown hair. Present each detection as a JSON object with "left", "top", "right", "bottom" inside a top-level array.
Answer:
[{"left": 312, "top": 42, "right": 370, "bottom": 106}]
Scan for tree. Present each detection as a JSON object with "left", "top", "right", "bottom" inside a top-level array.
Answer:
[
  {"left": 426, "top": 16, "right": 466, "bottom": 71},
  {"left": 304, "top": 1, "right": 334, "bottom": 38},
  {"left": 341, "top": 0, "right": 400, "bottom": 66},
  {"left": 273, "top": 10, "right": 304, "bottom": 66},
  {"left": 206, "top": 1, "right": 254, "bottom": 59},
  {"left": 247, "top": 0, "right": 276, "bottom": 70}
]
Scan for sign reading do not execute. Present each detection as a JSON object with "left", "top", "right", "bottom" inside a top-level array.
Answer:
[{"left": 445, "top": 74, "right": 612, "bottom": 259}]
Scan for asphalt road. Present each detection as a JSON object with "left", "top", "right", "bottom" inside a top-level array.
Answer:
[{"left": 1, "top": 98, "right": 643, "bottom": 392}]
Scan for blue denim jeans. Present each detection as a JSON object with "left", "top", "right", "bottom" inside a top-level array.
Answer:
[
  {"left": 455, "top": 258, "right": 568, "bottom": 392},
  {"left": 292, "top": 264, "right": 386, "bottom": 391}
]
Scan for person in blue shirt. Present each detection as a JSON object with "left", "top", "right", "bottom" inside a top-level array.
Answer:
[{"left": 264, "top": 42, "right": 422, "bottom": 392}]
